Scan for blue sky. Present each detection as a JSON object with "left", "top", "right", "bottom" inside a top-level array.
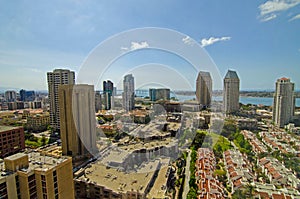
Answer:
[{"left": 0, "top": 0, "right": 300, "bottom": 91}]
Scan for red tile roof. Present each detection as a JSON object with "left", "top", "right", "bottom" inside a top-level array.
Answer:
[
  {"left": 280, "top": 77, "right": 289, "bottom": 81},
  {"left": 272, "top": 193, "right": 285, "bottom": 199}
]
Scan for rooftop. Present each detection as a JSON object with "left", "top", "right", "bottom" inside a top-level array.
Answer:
[
  {"left": 4, "top": 152, "right": 27, "bottom": 161},
  {"left": 147, "top": 158, "right": 170, "bottom": 198},
  {"left": 129, "top": 122, "right": 170, "bottom": 139},
  {"left": 1, "top": 151, "right": 70, "bottom": 178},
  {"left": 0, "top": 125, "right": 23, "bottom": 132},
  {"left": 224, "top": 70, "right": 239, "bottom": 79},
  {"left": 24, "top": 152, "right": 69, "bottom": 172},
  {"left": 76, "top": 159, "right": 169, "bottom": 194},
  {"left": 279, "top": 77, "right": 289, "bottom": 81},
  {"left": 197, "top": 71, "right": 211, "bottom": 78}
]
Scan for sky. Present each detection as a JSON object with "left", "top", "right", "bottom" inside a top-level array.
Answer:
[{"left": 0, "top": 0, "right": 300, "bottom": 91}]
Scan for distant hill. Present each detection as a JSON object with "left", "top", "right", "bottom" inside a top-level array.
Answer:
[
  {"left": 0, "top": 87, "right": 20, "bottom": 93},
  {"left": 240, "top": 91, "right": 300, "bottom": 98},
  {"left": 0, "top": 87, "right": 48, "bottom": 94}
]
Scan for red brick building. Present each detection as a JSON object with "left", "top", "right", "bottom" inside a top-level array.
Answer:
[{"left": 0, "top": 126, "right": 25, "bottom": 158}]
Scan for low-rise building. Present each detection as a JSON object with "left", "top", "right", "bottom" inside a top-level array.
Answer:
[
  {"left": 196, "top": 148, "right": 225, "bottom": 198},
  {"left": 260, "top": 131, "right": 299, "bottom": 154},
  {"left": 241, "top": 130, "right": 268, "bottom": 154},
  {"left": 259, "top": 157, "right": 300, "bottom": 189},
  {"left": 236, "top": 118, "right": 258, "bottom": 130},
  {"left": 101, "top": 138, "right": 178, "bottom": 171},
  {"left": 22, "top": 110, "right": 30, "bottom": 119},
  {"left": 223, "top": 149, "right": 254, "bottom": 193},
  {"left": 0, "top": 152, "right": 74, "bottom": 199},
  {"left": 74, "top": 158, "right": 172, "bottom": 199},
  {"left": 0, "top": 126, "right": 25, "bottom": 158},
  {"left": 253, "top": 183, "right": 300, "bottom": 199},
  {"left": 26, "top": 112, "right": 50, "bottom": 132}
]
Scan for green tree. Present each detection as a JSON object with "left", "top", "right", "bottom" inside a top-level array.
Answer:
[
  {"left": 41, "top": 136, "right": 47, "bottom": 146},
  {"left": 221, "top": 119, "right": 238, "bottom": 138},
  {"left": 191, "top": 131, "right": 206, "bottom": 149},
  {"left": 245, "top": 183, "right": 255, "bottom": 198},
  {"left": 187, "top": 187, "right": 198, "bottom": 199},
  {"left": 232, "top": 190, "right": 247, "bottom": 199}
]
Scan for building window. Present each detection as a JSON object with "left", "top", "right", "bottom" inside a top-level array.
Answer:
[
  {"left": 28, "top": 174, "right": 37, "bottom": 199},
  {"left": 53, "top": 170, "right": 58, "bottom": 198},
  {"left": 15, "top": 176, "right": 21, "bottom": 199},
  {"left": 0, "top": 182, "right": 8, "bottom": 198}
]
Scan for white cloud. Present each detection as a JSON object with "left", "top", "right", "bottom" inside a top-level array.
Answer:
[
  {"left": 130, "top": 41, "right": 149, "bottom": 50},
  {"left": 261, "top": 13, "right": 278, "bottom": 21},
  {"left": 26, "top": 68, "right": 43, "bottom": 73},
  {"left": 200, "top": 37, "right": 231, "bottom": 47},
  {"left": 121, "top": 41, "right": 149, "bottom": 52},
  {"left": 182, "top": 36, "right": 194, "bottom": 46},
  {"left": 258, "top": 0, "right": 300, "bottom": 22},
  {"left": 289, "top": 13, "right": 300, "bottom": 21},
  {"left": 120, "top": 47, "right": 129, "bottom": 51}
]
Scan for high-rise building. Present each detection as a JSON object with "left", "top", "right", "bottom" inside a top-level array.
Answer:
[
  {"left": 58, "top": 84, "right": 97, "bottom": 157},
  {"left": 20, "top": 89, "right": 26, "bottom": 101},
  {"left": 47, "top": 69, "right": 75, "bottom": 131},
  {"left": 196, "top": 71, "right": 212, "bottom": 108},
  {"left": 113, "top": 86, "right": 117, "bottom": 97},
  {"left": 95, "top": 90, "right": 102, "bottom": 112},
  {"left": 149, "top": 88, "right": 170, "bottom": 101},
  {"left": 223, "top": 70, "right": 240, "bottom": 113},
  {"left": 5, "top": 90, "right": 17, "bottom": 102},
  {"left": 0, "top": 152, "right": 74, "bottom": 199},
  {"left": 122, "top": 74, "right": 135, "bottom": 111},
  {"left": 0, "top": 126, "right": 25, "bottom": 158},
  {"left": 20, "top": 89, "right": 35, "bottom": 101},
  {"left": 103, "top": 80, "right": 114, "bottom": 110},
  {"left": 273, "top": 77, "right": 295, "bottom": 128}
]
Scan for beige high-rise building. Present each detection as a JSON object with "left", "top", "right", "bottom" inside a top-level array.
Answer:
[
  {"left": 196, "top": 71, "right": 212, "bottom": 108},
  {"left": 122, "top": 74, "right": 135, "bottom": 111},
  {"left": 0, "top": 152, "right": 74, "bottom": 199},
  {"left": 223, "top": 70, "right": 240, "bottom": 113},
  {"left": 47, "top": 69, "right": 75, "bottom": 131},
  {"left": 58, "top": 84, "right": 97, "bottom": 157},
  {"left": 273, "top": 77, "right": 295, "bottom": 128}
]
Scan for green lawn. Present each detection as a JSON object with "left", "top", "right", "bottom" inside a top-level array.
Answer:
[
  {"left": 209, "top": 132, "right": 232, "bottom": 151},
  {"left": 25, "top": 137, "right": 49, "bottom": 148}
]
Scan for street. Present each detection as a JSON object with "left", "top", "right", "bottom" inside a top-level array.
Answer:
[{"left": 182, "top": 149, "right": 191, "bottom": 198}]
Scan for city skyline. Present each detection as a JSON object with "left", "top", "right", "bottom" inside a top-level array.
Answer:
[{"left": 0, "top": 1, "right": 300, "bottom": 91}]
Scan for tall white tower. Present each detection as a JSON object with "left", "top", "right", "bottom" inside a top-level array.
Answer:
[{"left": 273, "top": 77, "right": 295, "bottom": 128}]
